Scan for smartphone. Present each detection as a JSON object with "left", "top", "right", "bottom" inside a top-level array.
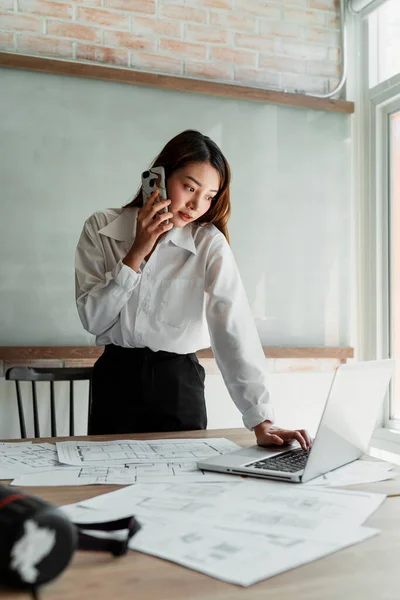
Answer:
[{"left": 141, "top": 166, "right": 169, "bottom": 224}]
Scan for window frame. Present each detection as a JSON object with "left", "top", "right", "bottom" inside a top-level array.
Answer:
[{"left": 356, "top": 4, "right": 400, "bottom": 446}]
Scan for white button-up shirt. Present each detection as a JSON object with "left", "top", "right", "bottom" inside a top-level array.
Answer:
[{"left": 75, "top": 208, "right": 274, "bottom": 429}]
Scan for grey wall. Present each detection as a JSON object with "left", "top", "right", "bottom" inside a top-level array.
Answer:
[{"left": 0, "top": 67, "right": 351, "bottom": 347}]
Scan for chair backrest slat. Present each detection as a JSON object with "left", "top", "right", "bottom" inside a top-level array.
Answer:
[
  {"left": 31, "top": 381, "right": 40, "bottom": 438},
  {"left": 50, "top": 381, "right": 57, "bottom": 438},
  {"left": 15, "top": 380, "right": 27, "bottom": 439},
  {"left": 69, "top": 381, "right": 74, "bottom": 437},
  {"left": 88, "top": 378, "right": 93, "bottom": 425},
  {"left": 5, "top": 367, "right": 93, "bottom": 439}
]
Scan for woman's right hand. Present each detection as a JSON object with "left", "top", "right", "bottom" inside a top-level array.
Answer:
[{"left": 123, "top": 190, "right": 173, "bottom": 271}]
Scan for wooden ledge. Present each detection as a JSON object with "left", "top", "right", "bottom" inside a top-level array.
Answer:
[
  {"left": 0, "top": 346, "right": 354, "bottom": 361},
  {"left": 0, "top": 52, "right": 354, "bottom": 114}
]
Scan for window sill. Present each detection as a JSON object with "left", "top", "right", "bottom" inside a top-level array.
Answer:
[{"left": 369, "top": 427, "right": 400, "bottom": 465}]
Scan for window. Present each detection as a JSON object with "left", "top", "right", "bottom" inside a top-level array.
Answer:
[
  {"left": 389, "top": 111, "right": 400, "bottom": 419},
  {"left": 355, "top": 0, "right": 400, "bottom": 435},
  {"left": 369, "top": 0, "right": 400, "bottom": 87}
]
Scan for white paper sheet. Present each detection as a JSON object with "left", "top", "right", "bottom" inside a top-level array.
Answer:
[
  {"left": 305, "top": 460, "right": 395, "bottom": 487},
  {"left": 63, "top": 483, "right": 378, "bottom": 586},
  {"left": 73, "top": 479, "right": 386, "bottom": 541},
  {"left": 0, "top": 442, "right": 66, "bottom": 477},
  {"left": 63, "top": 482, "right": 382, "bottom": 587},
  {"left": 0, "top": 467, "right": 19, "bottom": 479},
  {"left": 128, "top": 515, "right": 379, "bottom": 587},
  {"left": 56, "top": 438, "right": 241, "bottom": 466},
  {"left": 0, "top": 443, "right": 32, "bottom": 448},
  {"left": 11, "top": 463, "right": 240, "bottom": 486}
]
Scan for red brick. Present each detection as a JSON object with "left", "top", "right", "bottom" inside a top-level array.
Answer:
[
  {"left": 187, "top": 0, "right": 232, "bottom": 9},
  {"left": 328, "top": 46, "right": 340, "bottom": 62},
  {"left": 326, "top": 12, "right": 340, "bottom": 29},
  {"left": 306, "top": 59, "right": 340, "bottom": 77},
  {"left": 18, "top": 0, "right": 73, "bottom": 19},
  {"left": 185, "top": 24, "right": 231, "bottom": 44},
  {"left": 260, "top": 20, "right": 303, "bottom": 39},
  {"left": 282, "top": 39, "right": 327, "bottom": 60},
  {"left": 236, "top": 0, "right": 281, "bottom": 19},
  {"left": 17, "top": 34, "right": 73, "bottom": 57},
  {"left": 76, "top": 43, "right": 129, "bottom": 66},
  {"left": 306, "top": 27, "right": 340, "bottom": 46},
  {"left": 77, "top": 7, "right": 130, "bottom": 29},
  {"left": 47, "top": 20, "right": 101, "bottom": 42},
  {"left": 0, "top": 30, "right": 14, "bottom": 49},
  {"left": 235, "top": 67, "right": 280, "bottom": 88},
  {"left": 0, "top": 13, "right": 42, "bottom": 32},
  {"left": 132, "top": 51, "right": 182, "bottom": 74},
  {"left": 259, "top": 53, "right": 306, "bottom": 74},
  {"left": 160, "top": 4, "right": 207, "bottom": 23},
  {"left": 103, "top": 30, "right": 155, "bottom": 51},
  {"left": 159, "top": 38, "right": 206, "bottom": 59},
  {"left": 184, "top": 60, "right": 233, "bottom": 80},
  {"left": 308, "top": 0, "right": 339, "bottom": 10},
  {"left": 132, "top": 15, "right": 181, "bottom": 38},
  {"left": 64, "top": 359, "right": 96, "bottom": 368},
  {"left": 235, "top": 33, "right": 275, "bottom": 53},
  {"left": 284, "top": 7, "right": 326, "bottom": 26},
  {"left": 210, "top": 46, "right": 257, "bottom": 67},
  {"left": 104, "top": 0, "right": 155, "bottom": 13},
  {"left": 210, "top": 11, "right": 257, "bottom": 33},
  {"left": 4, "top": 360, "right": 63, "bottom": 370}
]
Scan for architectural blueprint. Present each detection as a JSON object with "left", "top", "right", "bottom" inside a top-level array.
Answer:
[
  {"left": 129, "top": 515, "right": 378, "bottom": 586},
  {"left": 61, "top": 480, "right": 385, "bottom": 586},
  {"left": 12, "top": 462, "right": 237, "bottom": 486},
  {"left": 56, "top": 438, "right": 240, "bottom": 466},
  {"left": 0, "top": 442, "right": 70, "bottom": 476}
]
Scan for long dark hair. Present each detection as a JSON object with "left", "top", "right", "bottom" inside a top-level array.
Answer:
[{"left": 124, "top": 130, "right": 231, "bottom": 241}]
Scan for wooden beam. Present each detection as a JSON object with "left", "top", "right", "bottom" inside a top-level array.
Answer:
[
  {"left": 0, "top": 52, "right": 355, "bottom": 114},
  {"left": 0, "top": 346, "right": 354, "bottom": 360}
]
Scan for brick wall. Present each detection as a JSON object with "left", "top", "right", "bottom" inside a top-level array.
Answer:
[{"left": 0, "top": 0, "right": 341, "bottom": 96}]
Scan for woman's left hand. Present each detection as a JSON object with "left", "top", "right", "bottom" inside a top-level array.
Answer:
[{"left": 254, "top": 421, "right": 312, "bottom": 451}]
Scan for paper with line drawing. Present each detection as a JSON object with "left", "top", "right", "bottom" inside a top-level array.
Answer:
[
  {"left": 11, "top": 462, "right": 239, "bottom": 486},
  {"left": 56, "top": 438, "right": 240, "bottom": 466}
]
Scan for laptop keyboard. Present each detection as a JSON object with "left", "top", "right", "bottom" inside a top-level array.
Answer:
[{"left": 245, "top": 448, "right": 311, "bottom": 473}]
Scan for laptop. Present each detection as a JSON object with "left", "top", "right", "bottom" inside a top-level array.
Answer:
[{"left": 198, "top": 360, "right": 394, "bottom": 484}]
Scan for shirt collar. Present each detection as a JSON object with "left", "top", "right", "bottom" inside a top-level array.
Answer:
[
  {"left": 98, "top": 209, "right": 137, "bottom": 242},
  {"left": 98, "top": 208, "right": 197, "bottom": 254},
  {"left": 165, "top": 223, "right": 197, "bottom": 255}
]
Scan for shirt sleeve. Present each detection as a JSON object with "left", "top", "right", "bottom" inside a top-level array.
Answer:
[
  {"left": 205, "top": 234, "right": 275, "bottom": 430},
  {"left": 75, "top": 216, "right": 141, "bottom": 336}
]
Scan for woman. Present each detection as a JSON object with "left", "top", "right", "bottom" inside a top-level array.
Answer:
[{"left": 75, "top": 130, "right": 311, "bottom": 450}]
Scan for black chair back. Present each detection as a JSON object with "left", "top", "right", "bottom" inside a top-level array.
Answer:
[{"left": 5, "top": 367, "right": 93, "bottom": 438}]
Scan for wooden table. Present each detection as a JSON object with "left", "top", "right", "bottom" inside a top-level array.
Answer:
[{"left": 1, "top": 428, "right": 400, "bottom": 600}]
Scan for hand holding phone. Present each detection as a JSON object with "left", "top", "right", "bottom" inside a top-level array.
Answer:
[
  {"left": 122, "top": 166, "right": 172, "bottom": 271},
  {"left": 141, "top": 166, "right": 169, "bottom": 224}
]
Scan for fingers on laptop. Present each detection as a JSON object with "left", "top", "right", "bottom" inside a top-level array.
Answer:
[
  {"left": 278, "top": 429, "right": 311, "bottom": 451},
  {"left": 289, "top": 430, "right": 312, "bottom": 450}
]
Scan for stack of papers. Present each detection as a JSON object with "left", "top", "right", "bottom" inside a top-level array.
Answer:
[
  {"left": 62, "top": 479, "right": 386, "bottom": 586},
  {"left": 1, "top": 439, "right": 395, "bottom": 488},
  {"left": 0, "top": 439, "right": 394, "bottom": 586},
  {"left": 1, "top": 439, "right": 244, "bottom": 485},
  {"left": 305, "top": 459, "right": 395, "bottom": 487},
  {"left": 0, "top": 441, "right": 66, "bottom": 479}
]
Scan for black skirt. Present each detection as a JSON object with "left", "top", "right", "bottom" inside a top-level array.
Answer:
[{"left": 88, "top": 345, "right": 207, "bottom": 435}]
